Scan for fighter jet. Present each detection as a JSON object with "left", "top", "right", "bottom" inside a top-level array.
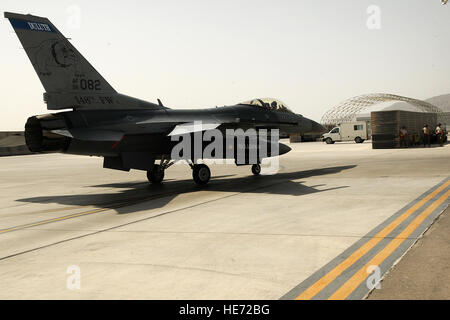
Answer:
[{"left": 5, "top": 12, "right": 325, "bottom": 185}]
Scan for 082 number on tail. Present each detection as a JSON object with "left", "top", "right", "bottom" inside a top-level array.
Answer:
[{"left": 79, "top": 79, "right": 101, "bottom": 91}]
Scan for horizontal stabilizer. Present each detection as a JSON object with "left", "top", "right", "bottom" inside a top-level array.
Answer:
[{"left": 51, "top": 128, "right": 124, "bottom": 141}]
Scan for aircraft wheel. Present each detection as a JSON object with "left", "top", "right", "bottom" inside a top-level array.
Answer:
[
  {"left": 147, "top": 164, "right": 165, "bottom": 184},
  {"left": 251, "top": 164, "right": 261, "bottom": 175},
  {"left": 193, "top": 164, "right": 211, "bottom": 185}
]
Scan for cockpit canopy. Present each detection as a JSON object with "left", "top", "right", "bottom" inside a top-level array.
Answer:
[{"left": 239, "top": 98, "right": 292, "bottom": 113}]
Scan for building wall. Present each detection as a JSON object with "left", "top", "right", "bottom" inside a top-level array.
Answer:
[{"left": 371, "top": 111, "right": 437, "bottom": 149}]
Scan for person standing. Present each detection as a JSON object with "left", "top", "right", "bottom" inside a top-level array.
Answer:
[
  {"left": 399, "top": 126, "right": 408, "bottom": 148},
  {"left": 413, "top": 131, "right": 420, "bottom": 146},
  {"left": 423, "top": 124, "right": 431, "bottom": 147},
  {"left": 435, "top": 123, "right": 444, "bottom": 147}
]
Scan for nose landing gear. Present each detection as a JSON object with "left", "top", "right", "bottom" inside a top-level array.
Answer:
[{"left": 251, "top": 164, "right": 261, "bottom": 175}]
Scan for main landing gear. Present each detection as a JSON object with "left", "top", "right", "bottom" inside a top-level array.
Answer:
[
  {"left": 146, "top": 164, "right": 165, "bottom": 184},
  {"left": 147, "top": 159, "right": 173, "bottom": 184},
  {"left": 192, "top": 164, "right": 211, "bottom": 185},
  {"left": 146, "top": 159, "right": 212, "bottom": 186},
  {"left": 147, "top": 159, "right": 262, "bottom": 186}
]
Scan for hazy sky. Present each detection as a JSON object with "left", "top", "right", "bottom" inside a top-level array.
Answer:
[{"left": 1, "top": 0, "right": 449, "bottom": 130}]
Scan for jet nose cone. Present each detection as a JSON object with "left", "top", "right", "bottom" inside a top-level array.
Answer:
[{"left": 279, "top": 142, "right": 291, "bottom": 155}]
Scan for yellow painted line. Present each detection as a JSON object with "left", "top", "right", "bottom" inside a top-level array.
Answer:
[
  {"left": 295, "top": 180, "right": 450, "bottom": 300},
  {"left": 329, "top": 190, "right": 449, "bottom": 300},
  {"left": 0, "top": 207, "right": 109, "bottom": 234}
]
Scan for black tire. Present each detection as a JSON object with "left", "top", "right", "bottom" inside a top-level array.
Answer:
[
  {"left": 147, "top": 164, "right": 164, "bottom": 184},
  {"left": 193, "top": 164, "right": 211, "bottom": 185},
  {"left": 251, "top": 164, "right": 261, "bottom": 175},
  {"left": 355, "top": 137, "right": 363, "bottom": 144},
  {"left": 325, "top": 138, "right": 333, "bottom": 144}
]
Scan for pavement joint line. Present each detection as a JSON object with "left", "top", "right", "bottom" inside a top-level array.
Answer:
[
  {"left": 318, "top": 195, "right": 450, "bottom": 300},
  {"left": 0, "top": 178, "right": 230, "bottom": 232},
  {"left": 1, "top": 228, "right": 438, "bottom": 241},
  {"left": 0, "top": 207, "right": 109, "bottom": 234},
  {"left": 356, "top": 201, "right": 450, "bottom": 300},
  {"left": 0, "top": 189, "right": 202, "bottom": 234},
  {"left": 279, "top": 177, "right": 450, "bottom": 300},
  {"left": 0, "top": 172, "right": 316, "bottom": 236},
  {"left": 0, "top": 191, "right": 247, "bottom": 262},
  {"left": 297, "top": 180, "right": 449, "bottom": 300},
  {"left": 329, "top": 190, "right": 450, "bottom": 300},
  {"left": 0, "top": 176, "right": 304, "bottom": 261}
]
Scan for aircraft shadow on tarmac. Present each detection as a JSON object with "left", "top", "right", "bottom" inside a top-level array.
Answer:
[{"left": 16, "top": 165, "right": 355, "bottom": 215}]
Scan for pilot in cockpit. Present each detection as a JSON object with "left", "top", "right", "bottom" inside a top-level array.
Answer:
[{"left": 271, "top": 101, "right": 278, "bottom": 110}]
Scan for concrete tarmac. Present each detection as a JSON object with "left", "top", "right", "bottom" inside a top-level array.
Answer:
[
  {"left": 0, "top": 141, "right": 448, "bottom": 299},
  {"left": 368, "top": 206, "right": 450, "bottom": 300}
]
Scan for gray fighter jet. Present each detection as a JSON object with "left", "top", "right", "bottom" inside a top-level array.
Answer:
[{"left": 5, "top": 12, "right": 325, "bottom": 185}]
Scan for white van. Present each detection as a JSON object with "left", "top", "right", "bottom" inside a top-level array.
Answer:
[{"left": 322, "top": 122, "right": 368, "bottom": 144}]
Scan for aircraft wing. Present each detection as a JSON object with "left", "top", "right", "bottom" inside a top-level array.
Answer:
[{"left": 168, "top": 123, "right": 221, "bottom": 136}]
